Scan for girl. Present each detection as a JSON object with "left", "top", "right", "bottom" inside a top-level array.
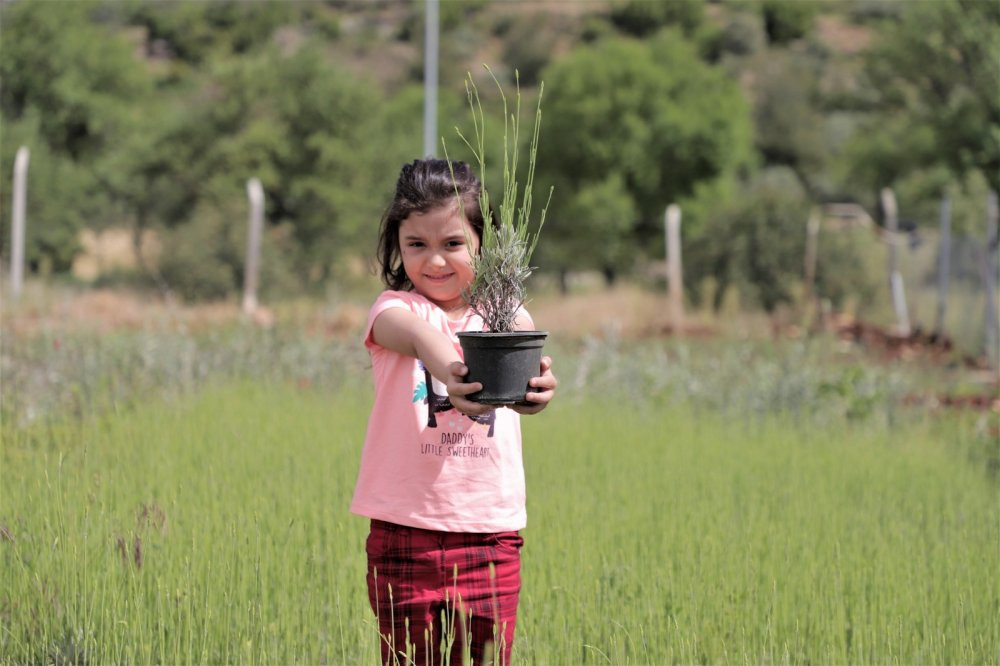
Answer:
[{"left": 351, "top": 158, "right": 557, "bottom": 665}]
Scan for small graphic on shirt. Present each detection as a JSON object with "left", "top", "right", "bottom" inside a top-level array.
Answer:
[{"left": 416, "top": 362, "right": 496, "bottom": 437}]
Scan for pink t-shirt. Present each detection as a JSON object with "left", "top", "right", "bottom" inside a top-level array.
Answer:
[{"left": 350, "top": 290, "right": 527, "bottom": 532}]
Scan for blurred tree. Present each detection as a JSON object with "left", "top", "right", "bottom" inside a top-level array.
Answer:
[
  {"left": 2, "top": 114, "right": 103, "bottom": 274},
  {"left": 684, "top": 167, "right": 811, "bottom": 311},
  {"left": 850, "top": 0, "right": 1000, "bottom": 195},
  {"left": 759, "top": 0, "right": 819, "bottom": 45},
  {"left": 535, "top": 31, "right": 752, "bottom": 279},
  {"left": 543, "top": 175, "right": 636, "bottom": 290},
  {"left": 0, "top": 1, "right": 150, "bottom": 271},
  {"left": 119, "top": 43, "right": 384, "bottom": 294},
  {"left": 499, "top": 13, "right": 553, "bottom": 87},
  {"left": 122, "top": 0, "right": 298, "bottom": 65},
  {"left": 750, "top": 48, "right": 827, "bottom": 194},
  {"left": 703, "top": 8, "right": 768, "bottom": 61},
  {"left": 608, "top": 0, "right": 705, "bottom": 38}
]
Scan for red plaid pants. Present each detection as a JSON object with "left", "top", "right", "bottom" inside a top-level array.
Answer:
[{"left": 366, "top": 519, "right": 523, "bottom": 666}]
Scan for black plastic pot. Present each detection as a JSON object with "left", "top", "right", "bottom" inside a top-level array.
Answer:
[{"left": 457, "top": 331, "right": 548, "bottom": 405}]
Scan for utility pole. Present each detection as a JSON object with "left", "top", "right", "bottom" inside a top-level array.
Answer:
[{"left": 423, "top": 0, "right": 439, "bottom": 158}]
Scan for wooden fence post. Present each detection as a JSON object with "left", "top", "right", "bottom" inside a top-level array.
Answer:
[
  {"left": 9, "top": 146, "right": 29, "bottom": 302},
  {"left": 984, "top": 191, "right": 998, "bottom": 369},
  {"left": 665, "top": 204, "right": 684, "bottom": 331},
  {"left": 934, "top": 194, "right": 951, "bottom": 338},
  {"left": 242, "top": 177, "right": 264, "bottom": 316},
  {"left": 803, "top": 208, "right": 820, "bottom": 302},
  {"left": 881, "top": 187, "right": 911, "bottom": 336}
]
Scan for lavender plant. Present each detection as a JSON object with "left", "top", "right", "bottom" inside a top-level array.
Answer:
[{"left": 446, "top": 68, "right": 552, "bottom": 333}]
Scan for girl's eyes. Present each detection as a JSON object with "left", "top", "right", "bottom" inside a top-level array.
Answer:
[{"left": 406, "top": 240, "right": 465, "bottom": 249}]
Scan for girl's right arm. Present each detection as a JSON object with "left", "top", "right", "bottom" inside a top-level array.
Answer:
[{"left": 371, "top": 308, "right": 495, "bottom": 417}]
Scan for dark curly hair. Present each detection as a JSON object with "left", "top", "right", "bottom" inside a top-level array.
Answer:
[{"left": 377, "top": 158, "right": 491, "bottom": 291}]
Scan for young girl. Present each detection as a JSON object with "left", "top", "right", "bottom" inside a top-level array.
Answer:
[{"left": 351, "top": 158, "right": 557, "bottom": 665}]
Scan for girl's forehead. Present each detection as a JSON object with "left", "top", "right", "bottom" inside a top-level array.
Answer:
[{"left": 400, "top": 204, "right": 472, "bottom": 234}]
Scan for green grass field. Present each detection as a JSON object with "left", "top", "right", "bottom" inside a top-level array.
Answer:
[{"left": 3, "top": 379, "right": 996, "bottom": 664}]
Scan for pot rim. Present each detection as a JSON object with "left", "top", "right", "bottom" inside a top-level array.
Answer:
[{"left": 457, "top": 330, "right": 548, "bottom": 338}]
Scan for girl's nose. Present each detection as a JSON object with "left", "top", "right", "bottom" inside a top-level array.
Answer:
[{"left": 429, "top": 252, "right": 446, "bottom": 267}]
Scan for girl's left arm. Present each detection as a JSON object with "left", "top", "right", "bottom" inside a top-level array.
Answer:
[{"left": 511, "top": 312, "right": 557, "bottom": 415}]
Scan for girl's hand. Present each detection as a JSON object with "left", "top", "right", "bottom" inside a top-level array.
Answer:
[
  {"left": 446, "top": 362, "right": 497, "bottom": 417},
  {"left": 511, "top": 356, "right": 557, "bottom": 415}
]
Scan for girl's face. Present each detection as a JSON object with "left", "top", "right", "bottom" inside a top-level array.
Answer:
[{"left": 398, "top": 203, "right": 479, "bottom": 316}]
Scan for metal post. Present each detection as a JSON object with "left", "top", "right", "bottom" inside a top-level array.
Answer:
[
  {"left": 984, "top": 191, "right": 998, "bottom": 369},
  {"left": 242, "top": 178, "right": 264, "bottom": 316},
  {"left": 881, "top": 187, "right": 910, "bottom": 337},
  {"left": 423, "top": 0, "right": 439, "bottom": 158},
  {"left": 665, "top": 204, "right": 684, "bottom": 331},
  {"left": 10, "top": 146, "right": 29, "bottom": 302},
  {"left": 934, "top": 194, "right": 951, "bottom": 338}
]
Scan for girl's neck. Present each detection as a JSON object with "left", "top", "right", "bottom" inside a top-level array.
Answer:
[
  {"left": 412, "top": 289, "right": 469, "bottom": 321},
  {"left": 440, "top": 300, "right": 470, "bottom": 321}
]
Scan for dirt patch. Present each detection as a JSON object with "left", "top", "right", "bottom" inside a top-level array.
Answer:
[{"left": 529, "top": 284, "right": 717, "bottom": 341}]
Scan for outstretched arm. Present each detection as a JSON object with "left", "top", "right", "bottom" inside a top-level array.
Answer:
[{"left": 371, "top": 308, "right": 495, "bottom": 417}]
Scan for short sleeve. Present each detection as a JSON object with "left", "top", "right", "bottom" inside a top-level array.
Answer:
[{"left": 364, "top": 291, "right": 417, "bottom": 351}]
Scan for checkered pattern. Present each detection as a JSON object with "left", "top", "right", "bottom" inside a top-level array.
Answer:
[{"left": 366, "top": 519, "right": 523, "bottom": 665}]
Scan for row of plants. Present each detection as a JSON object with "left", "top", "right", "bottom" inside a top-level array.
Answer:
[{"left": 0, "top": 322, "right": 956, "bottom": 429}]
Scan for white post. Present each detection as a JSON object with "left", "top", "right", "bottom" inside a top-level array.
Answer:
[
  {"left": 934, "top": 194, "right": 951, "bottom": 338},
  {"left": 422, "top": 0, "right": 439, "bottom": 158},
  {"left": 803, "top": 209, "right": 820, "bottom": 302},
  {"left": 10, "top": 146, "right": 29, "bottom": 302},
  {"left": 665, "top": 204, "right": 684, "bottom": 331},
  {"left": 881, "top": 187, "right": 910, "bottom": 337},
  {"left": 984, "top": 191, "right": 998, "bottom": 369},
  {"left": 242, "top": 177, "right": 264, "bottom": 316}
]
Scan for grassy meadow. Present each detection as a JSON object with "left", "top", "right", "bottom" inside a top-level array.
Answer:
[
  {"left": 0, "top": 292, "right": 1000, "bottom": 664},
  {"left": 1, "top": 299, "right": 998, "bottom": 664}
]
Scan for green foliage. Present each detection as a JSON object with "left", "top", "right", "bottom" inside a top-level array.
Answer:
[
  {"left": 685, "top": 167, "right": 811, "bottom": 312},
  {"left": 751, "top": 48, "right": 828, "bottom": 190},
  {"left": 204, "top": 45, "right": 382, "bottom": 275},
  {"left": 0, "top": 1, "right": 149, "bottom": 160},
  {"left": 540, "top": 175, "right": 636, "bottom": 279},
  {"left": 113, "top": 42, "right": 382, "bottom": 296},
  {"left": 760, "top": 0, "right": 819, "bottom": 45},
  {"left": 537, "top": 30, "right": 752, "bottom": 267},
  {"left": 157, "top": 196, "right": 301, "bottom": 302},
  {"left": 158, "top": 208, "right": 241, "bottom": 301},
  {"left": 2, "top": 0, "right": 995, "bottom": 313},
  {"left": 608, "top": 0, "right": 705, "bottom": 38},
  {"left": 2, "top": 115, "right": 96, "bottom": 273},
  {"left": 705, "top": 8, "right": 768, "bottom": 59},
  {"left": 499, "top": 14, "right": 554, "bottom": 87},
  {"left": 0, "top": 1, "right": 150, "bottom": 270},
  {"left": 123, "top": 0, "right": 298, "bottom": 64},
  {"left": 855, "top": 0, "right": 1000, "bottom": 194},
  {"left": 813, "top": 225, "right": 881, "bottom": 312}
]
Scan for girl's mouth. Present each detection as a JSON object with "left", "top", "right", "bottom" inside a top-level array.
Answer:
[{"left": 424, "top": 273, "right": 453, "bottom": 283}]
